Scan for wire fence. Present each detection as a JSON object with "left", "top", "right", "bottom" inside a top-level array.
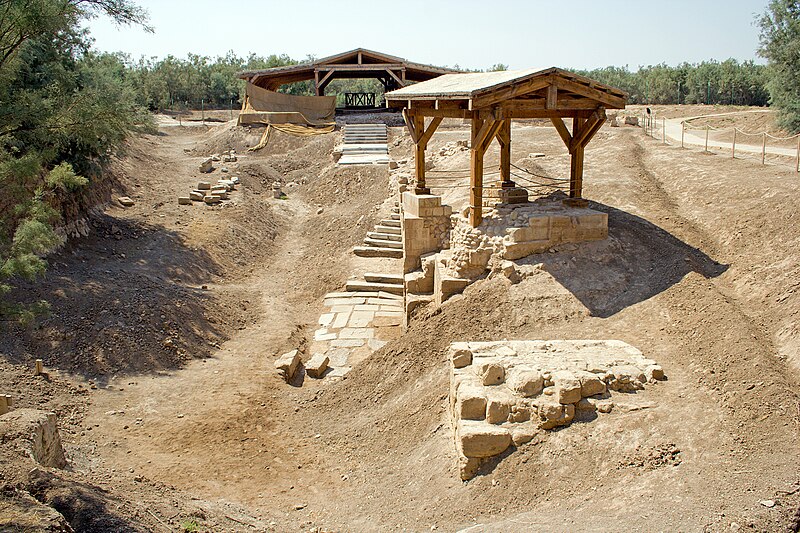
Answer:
[
  {"left": 422, "top": 163, "right": 569, "bottom": 205},
  {"left": 641, "top": 112, "right": 800, "bottom": 172}
]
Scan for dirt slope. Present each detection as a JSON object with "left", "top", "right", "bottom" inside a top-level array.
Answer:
[{"left": 2, "top": 117, "right": 799, "bottom": 532}]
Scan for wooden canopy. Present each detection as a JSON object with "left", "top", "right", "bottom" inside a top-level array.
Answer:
[
  {"left": 384, "top": 68, "right": 627, "bottom": 226},
  {"left": 238, "top": 48, "right": 458, "bottom": 97}
]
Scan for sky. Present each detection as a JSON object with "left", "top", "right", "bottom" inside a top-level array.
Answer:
[{"left": 85, "top": 0, "right": 769, "bottom": 70}]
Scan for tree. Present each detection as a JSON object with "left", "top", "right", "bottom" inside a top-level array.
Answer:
[
  {"left": 759, "top": 0, "right": 800, "bottom": 131},
  {"left": 0, "top": 0, "right": 151, "bottom": 321}
]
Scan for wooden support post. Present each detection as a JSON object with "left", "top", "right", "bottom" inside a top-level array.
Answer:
[
  {"left": 496, "top": 120, "right": 512, "bottom": 187},
  {"left": 414, "top": 114, "right": 428, "bottom": 194},
  {"left": 470, "top": 117, "right": 485, "bottom": 227},
  {"left": 570, "top": 117, "right": 585, "bottom": 198},
  {"left": 762, "top": 132, "right": 767, "bottom": 165},
  {"left": 34, "top": 359, "right": 43, "bottom": 376},
  {"left": 732, "top": 129, "right": 737, "bottom": 159},
  {"left": 315, "top": 71, "right": 321, "bottom": 96}
]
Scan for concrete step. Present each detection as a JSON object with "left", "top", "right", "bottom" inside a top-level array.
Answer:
[
  {"left": 364, "top": 272, "right": 404, "bottom": 285},
  {"left": 390, "top": 213, "right": 400, "bottom": 220},
  {"left": 346, "top": 280, "right": 404, "bottom": 295},
  {"left": 364, "top": 237, "right": 403, "bottom": 249},
  {"left": 380, "top": 219, "right": 401, "bottom": 228},
  {"left": 367, "top": 231, "right": 401, "bottom": 242},
  {"left": 374, "top": 225, "right": 401, "bottom": 235},
  {"left": 353, "top": 246, "right": 403, "bottom": 259}
]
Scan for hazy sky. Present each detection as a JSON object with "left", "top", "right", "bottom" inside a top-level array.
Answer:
[{"left": 85, "top": 0, "right": 769, "bottom": 70}]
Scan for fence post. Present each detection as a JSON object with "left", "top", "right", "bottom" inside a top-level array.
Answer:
[
  {"left": 230, "top": 99, "right": 233, "bottom": 120},
  {"left": 202, "top": 99, "right": 205, "bottom": 125},
  {"left": 662, "top": 118, "right": 666, "bottom": 144},
  {"left": 705, "top": 125, "right": 709, "bottom": 152},
  {"left": 732, "top": 129, "right": 736, "bottom": 159},
  {"left": 762, "top": 132, "right": 766, "bottom": 165},
  {"left": 796, "top": 136, "right": 800, "bottom": 173},
  {"left": 681, "top": 121, "right": 685, "bottom": 148}
]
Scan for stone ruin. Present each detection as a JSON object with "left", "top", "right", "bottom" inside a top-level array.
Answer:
[{"left": 448, "top": 340, "right": 665, "bottom": 480}]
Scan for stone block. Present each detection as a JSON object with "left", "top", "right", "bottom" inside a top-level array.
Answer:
[
  {"left": 450, "top": 346, "right": 473, "bottom": 369},
  {"left": 458, "top": 421, "right": 512, "bottom": 458},
  {"left": 199, "top": 158, "right": 214, "bottom": 173},
  {"left": 274, "top": 349, "right": 301, "bottom": 381},
  {"left": 458, "top": 455, "right": 482, "bottom": 481},
  {"left": 511, "top": 370, "right": 543, "bottom": 397},
  {"left": 479, "top": 362, "right": 505, "bottom": 386},
  {"left": 305, "top": 353, "right": 329, "bottom": 378},
  {"left": 508, "top": 404, "right": 531, "bottom": 423},
  {"left": 485, "top": 392, "right": 514, "bottom": 424},
  {"left": 552, "top": 370, "right": 582, "bottom": 404},
  {"left": 189, "top": 191, "right": 204, "bottom": 201},
  {"left": 457, "top": 385, "right": 487, "bottom": 420},
  {"left": 510, "top": 424, "right": 538, "bottom": 446},
  {"left": 117, "top": 196, "right": 135, "bottom": 207},
  {"left": 203, "top": 195, "right": 221, "bottom": 204},
  {"left": 536, "top": 397, "right": 575, "bottom": 429},
  {"left": 178, "top": 196, "right": 191, "bottom": 205},
  {"left": 498, "top": 187, "right": 528, "bottom": 204},
  {"left": 577, "top": 371, "right": 607, "bottom": 397},
  {"left": 645, "top": 365, "right": 665, "bottom": 381},
  {"left": 434, "top": 273, "right": 469, "bottom": 306}
]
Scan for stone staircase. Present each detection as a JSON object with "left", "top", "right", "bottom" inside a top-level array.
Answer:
[
  {"left": 337, "top": 124, "right": 390, "bottom": 165},
  {"left": 354, "top": 203, "right": 403, "bottom": 258}
]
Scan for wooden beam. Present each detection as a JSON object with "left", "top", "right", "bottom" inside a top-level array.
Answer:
[
  {"left": 472, "top": 119, "right": 497, "bottom": 153},
  {"left": 358, "top": 51, "right": 362, "bottom": 64},
  {"left": 497, "top": 120, "right": 512, "bottom": 186},
  {"left": 479, "top": 120, "right": 504, "bottom": 153},
  {"left": 569, "top": 117, "right": 585, "bottom": 198},
  {"left": 470, "top": 117, "right": 485, "bottom": 227},
  {"left": 316, "top": 63, "right": 406, "bottom": 71},
  {"left": 570, "top": 108, "right": 606, "bottom": 152},
  {"left": 314, "top": 71, "right": 321, "bottom": 96},
  {"left": 471, "top": 76, "right": 552, "bottom": 108},
  {"left": 414, "top": 114, "right": 429, "bottom": 194},
  {"left": 546, "top": 84, "right": 558, "bottom": 109},
  {"left": 555, "top": 78, "right": 627, "bottom": 109},
  {"left": 419, "top": 117, "right": 443, "bottom": 148},
  {"left": 317, "top": 70, "right": 335, "bottom": 90},
  {"left": 385, "top": 69, "right": 404, "bottom": 87},
  {"left": 402, "top": 109, "right": 420, "bottom": 144},
  {"left": 551, "top": 117, "right": 573, "bottom": 149}
]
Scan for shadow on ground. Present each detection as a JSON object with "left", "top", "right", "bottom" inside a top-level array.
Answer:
[
  {"left": 0, "top": 213, "right": 233, "bottom": 378},
  {"left": 518, "top": 201, "right": 728, "bottom": 318}
]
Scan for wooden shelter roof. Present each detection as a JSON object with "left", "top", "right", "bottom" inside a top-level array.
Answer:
[
  {"left": 238, "top": 48, "right": 458, "bottom": 89},
  {"left": 385, "top": 67, "right": 627, "bottom": 117}
]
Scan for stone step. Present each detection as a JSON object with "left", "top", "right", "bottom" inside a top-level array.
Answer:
[
  {"left": 364, "top": 237, "right": 403, "bottom": 249},
  {"left": 391, "top": 207, "right": 400, "bottom": 213},
  {"left": 367, "top": 231, "right": 401, "bottom": 242},
  {"left": 390, "top": 213, "right": 400, "bottom": 220},
  {"left": 346, "top": 280, "right": 404, "bottom": 295},
  {"left": 353, "top": 246, "right": 403, "bottom": 259},
  {"left": 380, "top": 219, "right": 401, "bottom": 228},
  {"left": 374, "top": 225, "right": 401, "bottom": 235},
  {"left": 364, "top": 272, "right": 404, "bottom": 285}
]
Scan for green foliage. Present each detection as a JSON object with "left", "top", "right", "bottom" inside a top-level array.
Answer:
[
  {"left": 0, "top": 0, "right": 150, "bottom": 321},
  {"left": 576, "top": 60, "right": 768, "bottom": 106},
  {"left": 759, "top": 0, "right": 800, "bottom": 131},
  {"left": 180, "top": 519, "right": 199, "bottom": 532}
]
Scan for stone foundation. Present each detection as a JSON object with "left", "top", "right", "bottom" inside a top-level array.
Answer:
[
  {"left": 401, "top": 192, "right": 451, "bottom": 273},
  {"left": 448, "top": 340, "right": 665, "bottom": 480}
]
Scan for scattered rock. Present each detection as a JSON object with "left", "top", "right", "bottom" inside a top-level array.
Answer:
[
  {"left": 178, "top": 196, "right": 191, "bottom": 205},
  {"left": 759, "top": 500, "right": 776, "bottom": 508},
  {"left": 117, "top": 196, "right": 135, "bottom": 207},
  {"left": 199, "top": 158, "right": 214, "bottom": 173},
  {"left": 275, "top": 350, "right": 301, "bottom": 382},
  {"left": 197, "top": 181, "right": 211, "bottom": 190},
  {"left": 305, "top": 353, "right": 329, "bottom": 379}
]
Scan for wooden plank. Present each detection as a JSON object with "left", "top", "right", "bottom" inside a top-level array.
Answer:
[
  {"left": 318, "top": 63, "right": 406, "bottom": 71},
  {"left": 551, "top": 117, "right": 572, "bottom": 148},
  {"left": 546, "top": 84, "right": 558, "bottom": 109}
]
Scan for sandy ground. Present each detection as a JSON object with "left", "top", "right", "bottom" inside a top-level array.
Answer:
[{"left": 1, "top": 110, "right": 800, "bottom": 532}]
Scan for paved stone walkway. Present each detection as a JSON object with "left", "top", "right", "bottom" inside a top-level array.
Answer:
[{"left": 310, "top": 290, "right": 403, "bottom": 377}]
